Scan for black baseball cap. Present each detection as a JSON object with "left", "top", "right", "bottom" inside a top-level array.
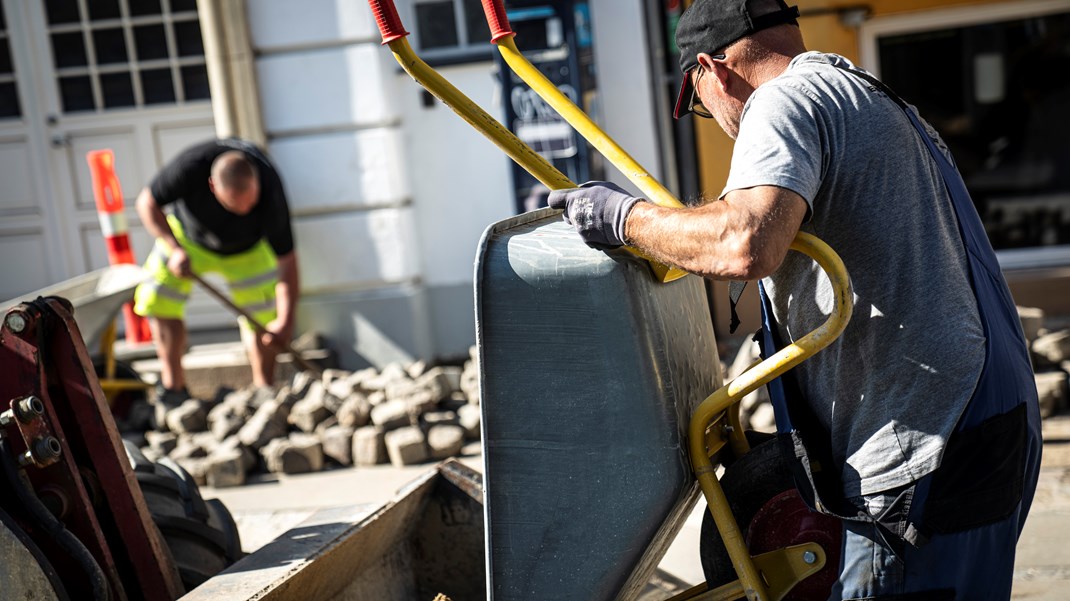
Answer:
[{"left": 673, "top": 0, "right": 800, "bottom": 119}]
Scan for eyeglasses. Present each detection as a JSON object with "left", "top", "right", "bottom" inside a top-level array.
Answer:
[
  {"left": 687, "top": 53, "right": 724, "bottom": 120},
  {"left": 688, "top": 69, "right": 713, "bottom": 119}
]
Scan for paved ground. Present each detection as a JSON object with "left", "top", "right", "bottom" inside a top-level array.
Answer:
[{"left": 204, "top": 414, "right": 1070, "bottom": 599}]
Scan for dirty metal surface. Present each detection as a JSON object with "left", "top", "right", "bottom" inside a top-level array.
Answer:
[
  {"left": 183, "top": 460, "right": 485, "bottom": 601},
  {"left": 0, "top": 508, "right": 62, "bottom": 601},
  {"left": 476, "top": 210, "right": 721, "bottom": 601}
]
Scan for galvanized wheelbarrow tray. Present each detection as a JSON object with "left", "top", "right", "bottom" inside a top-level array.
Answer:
[
  {"left": 2, "top": 264, "right": 147, "bottom": 352},
  {"left": 2, "top": 264, "right": 150, "bottom": 400}
]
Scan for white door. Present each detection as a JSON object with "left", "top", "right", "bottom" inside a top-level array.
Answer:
[
  {"left": 0, "top": 1, "right": 66, "bottom": 302},
  {"left": 0, "top": 0, "right": 229, "bottom": 329}
]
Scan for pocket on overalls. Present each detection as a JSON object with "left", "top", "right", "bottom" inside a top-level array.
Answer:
[{"left": 921, "top": 403, "right": 1027, "bottom": 534}]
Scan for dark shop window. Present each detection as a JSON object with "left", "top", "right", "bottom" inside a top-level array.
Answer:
[
  {"left": 879, "top": 11, "right": 1070, "bottom": 253},
  {"left": 410, "top": 0, "right": 493, "bottom": 62}
]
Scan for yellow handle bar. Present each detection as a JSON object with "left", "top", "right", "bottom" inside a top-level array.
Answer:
[
  {"left": 382, "top": 36, "right": 688, "bottom": 283},
  {"left": 688, "top": 232, "right": 853, "bottom": 601},
  {"left": 494, "top": 36, "right": 684, "bottom": 211}
]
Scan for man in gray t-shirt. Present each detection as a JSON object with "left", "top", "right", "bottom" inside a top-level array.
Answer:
[
  {"left": 548, "top": 0, "right": 1040, "bottom": 598},
  {"left": 730, "top": 49, "right": 985, "bottom": 497}
]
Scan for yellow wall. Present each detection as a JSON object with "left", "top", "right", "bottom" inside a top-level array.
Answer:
[{"left": 695, "top": 0, "right": 1016, "bottom": 338}]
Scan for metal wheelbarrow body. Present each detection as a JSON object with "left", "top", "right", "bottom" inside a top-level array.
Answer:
[
  {"left": 476, "top": 209, "right": 722, "bottom": 600},
  {"left": 1, "top": 264, "right": 147, "bottom": 352}
]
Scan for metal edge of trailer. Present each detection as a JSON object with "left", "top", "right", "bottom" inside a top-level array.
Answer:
[{"left": 180, "top": 459, "right": 486, "bottom": 601}]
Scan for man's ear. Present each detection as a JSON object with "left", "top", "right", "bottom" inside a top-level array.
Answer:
[
  {"left": 207, "top": 177, "right": 217, "bottom": 196},
  {"left": 697, "top": 52, "right": 730, "bottom": 92}
]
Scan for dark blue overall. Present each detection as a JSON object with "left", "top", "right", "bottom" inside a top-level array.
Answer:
[{"left": 758, "top": 68, "right": 1043, "bottom": 600}]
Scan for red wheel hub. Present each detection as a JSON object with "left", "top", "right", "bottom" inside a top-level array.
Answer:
[{"left": 746, "top": 489, "right": 843, "bottom": 601}]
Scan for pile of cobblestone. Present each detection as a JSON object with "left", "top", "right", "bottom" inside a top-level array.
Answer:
[{"left": 131, "top": 348, "right": 481, "bottom": 488}]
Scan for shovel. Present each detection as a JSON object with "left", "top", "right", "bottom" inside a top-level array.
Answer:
[{"left": 188, "top": 272, "right": 323, "bottom": 376}]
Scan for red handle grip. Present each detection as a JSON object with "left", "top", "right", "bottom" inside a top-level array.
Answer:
[
  {"left": 368, "top": 0, "right": 409, "bottom": 44},
  {"left": 481, "top": 0, "right": 515, "bottom": 43}
]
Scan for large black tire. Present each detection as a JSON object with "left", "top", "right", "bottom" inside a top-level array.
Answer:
[
  {"left": 699, "top": 437, "right": 796, "bottom": 588},
  {"left": 124, "top": 442, "right": 243, "bottom": 592}
]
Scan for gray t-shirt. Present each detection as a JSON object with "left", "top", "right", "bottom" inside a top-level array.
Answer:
[{"left": 723, "top": 52, "right": 985, "bottom": 496}]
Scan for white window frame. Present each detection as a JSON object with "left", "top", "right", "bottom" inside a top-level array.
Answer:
[
  {"left": 859, "top": 0, "right": 1070, "bottom": 270},
  {"left": 402, "top": 0, "right": 493, "bottom": 64}
]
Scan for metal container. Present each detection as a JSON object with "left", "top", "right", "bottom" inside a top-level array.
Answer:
[{"left": 476, "top": 209, "right": 722, "bottom": 600}]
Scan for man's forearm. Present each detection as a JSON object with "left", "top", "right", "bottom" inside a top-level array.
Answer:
[
  {"left": 135, "top": 187, "right": 181, "bottom": 252},
  {"left": 624, "top": 186, "right": 808, "bottom": 281},
  {"left": 275, "top": 252, "right": 299, "bottom": 325}
]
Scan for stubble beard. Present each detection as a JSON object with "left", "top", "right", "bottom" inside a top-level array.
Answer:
[{"left": 713, "top": 95, "right": 743, "bottom": 140}]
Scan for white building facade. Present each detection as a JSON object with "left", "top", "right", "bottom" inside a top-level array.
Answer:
[{"left": 0, "top": 0, "right": 666, "bottom": 367}]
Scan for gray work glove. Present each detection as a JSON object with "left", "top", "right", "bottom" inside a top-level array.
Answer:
[{"left": 546, "top": 181, "right": 644, "bottom": 249}]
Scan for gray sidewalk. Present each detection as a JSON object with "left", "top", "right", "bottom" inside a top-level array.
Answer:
[{"left": 205, "top": 416, "right": 1070, "bottom": 598}]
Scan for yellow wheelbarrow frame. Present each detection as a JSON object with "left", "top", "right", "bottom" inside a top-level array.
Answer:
[{"left": 366, "top": 1, "right": 854, "bottom": 598}]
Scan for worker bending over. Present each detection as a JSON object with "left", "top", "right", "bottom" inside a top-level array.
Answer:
[
  {"left": 133, "top": 138, "right": 299, "bottom": 405},
  {"left": 548, "top": 0, "right": 1041, "bottom": 598}
]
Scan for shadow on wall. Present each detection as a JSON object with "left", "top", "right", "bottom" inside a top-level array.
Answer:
[{"left": 294, "top": 284, "right": 434, "bottom": 370}]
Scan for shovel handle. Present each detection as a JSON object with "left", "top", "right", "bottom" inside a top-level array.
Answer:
[
  {"left": 480, "top": 0, "right": 515, "bottom": 42},
  {"left": 188, "top": 273, "right": 323, "bottom": 376},
  {"left": 368, "top": 0, "right": 409, "bottom": 44}
]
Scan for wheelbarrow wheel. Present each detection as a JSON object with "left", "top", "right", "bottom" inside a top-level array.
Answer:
[{"left": 699, "top": 437, "right": 841, "bottom": 600}]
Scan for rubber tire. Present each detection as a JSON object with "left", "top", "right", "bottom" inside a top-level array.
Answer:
[
  {"left": 124, "top": 442, "right": 243, "bottom": 592},
  {"left": 699, "top": 437, "right": 796, "bottom": 588}
]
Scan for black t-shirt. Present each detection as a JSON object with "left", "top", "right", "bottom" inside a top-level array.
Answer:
[{"left": 149, "top": 138, "right": 295, "bottom": 256}]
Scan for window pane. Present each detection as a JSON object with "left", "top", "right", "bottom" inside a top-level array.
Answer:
[
  {"left": 140, "top": 68, "right": 174, "bottom": 104},
  {"left": 0, "top": 82, "right": 20, "bottom": 118},
  {"left": 93, "top": 28, "right": 128, "bottom": 64},
  {"left": 463, "top": 0, "right": 491, "bottom": 45},
  {"left": 879, "top": 12, "right": 1070, "bottom": 250},
  {"left": 173, "top": 21, "right": 204, "bottom": 57},
  {"left": 170, "top": 0, "right": 199, "bottom": 13},
  {"left": 416, "top": 2, "right": 459, "bottom": 50},
  {"left": 134, "top": 24, "right": 168, "bottom": 60},
  {"left": 45, "top": 0, "right": 81, "bottom": 25},
  {"left": 180, "top": 64, "right": 210, "bottom": 100},
  {"left": 128, "top": 0, "right": 162, "bottom": 17},
  {"left": 100, "top": 72, "right": 135, "bottom": 108},
  {"left": 59, "top": 75, "right": 94, "bottom": 112},
  {"left": 51, "top": 32, "right": 88, "bottom": 68},
  {"left": 88, "top": 0, "right": 121, "bottom": 21},
  {"left": 0, "top": 41, "right": 12, "bottom": 74}
]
